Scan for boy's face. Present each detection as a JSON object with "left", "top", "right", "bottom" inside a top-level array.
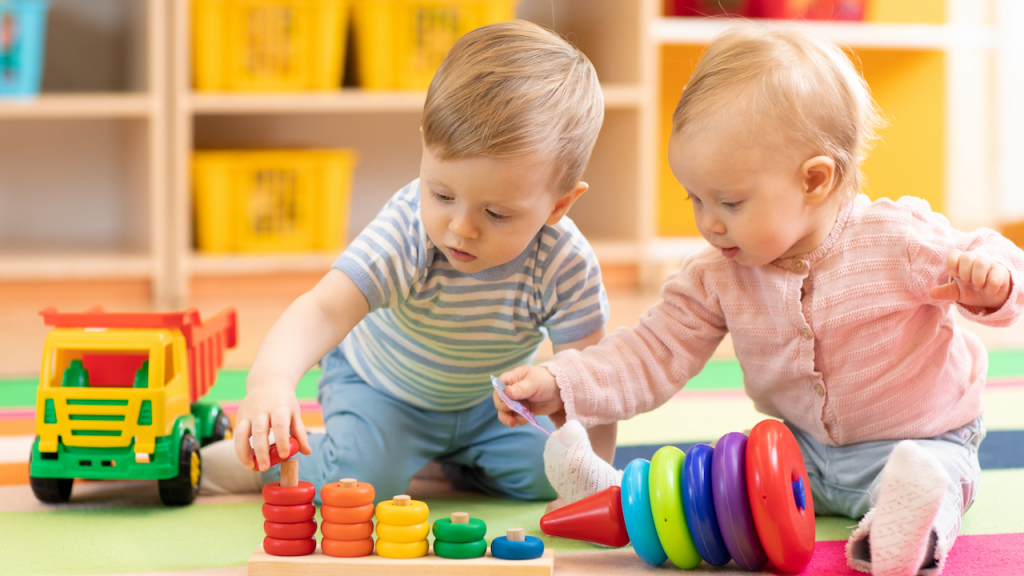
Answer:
[
  {"left": 419, "top": 147, "right": 584, "bottom": 274},
  {"left": 668, "top": 120, "right": 835, "bottom": 267}
]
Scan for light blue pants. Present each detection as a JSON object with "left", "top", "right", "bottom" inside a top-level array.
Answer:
[
  {"left": 787, "top": 417, "right": 985, "bottom": 547},
  {"left": 263, "top": 348, "right": 557, "bottom": 504}
]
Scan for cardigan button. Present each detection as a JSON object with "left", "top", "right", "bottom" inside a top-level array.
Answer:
[
  {"left": 814, "top": 384, "right": 825, "bottom": 397},
  {"left": 801, "top": 329, "right": 814, "bottom": 340},
  {"left": 794, "top": 259, "right": 807, "bottom": 271}
]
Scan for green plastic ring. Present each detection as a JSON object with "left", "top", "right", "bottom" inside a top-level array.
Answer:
[
  {"left": 433, "top": 539, "right": 487, "bottom": 559},
  {"left": 432, "top": 518, "right": 488, "bottom": 543},
  {"left": 649, "top": 446, "right": 702, "bottom": 569}
]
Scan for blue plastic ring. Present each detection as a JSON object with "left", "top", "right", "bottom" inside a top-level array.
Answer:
[
  {"left": 490, "top": 535, "right": 545, "bottom": 560},
  {"left": 621, "top": 459, "right": 668, "bottom": 566},
  {"left": 683, "top": 443, "right": 732, "bottom": 566}
]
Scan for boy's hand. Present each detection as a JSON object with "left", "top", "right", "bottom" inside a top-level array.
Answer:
[
  {"left": 493, "top": 365, "right": 566, "bottom": 428},
  {"left": 929, "top": 249, "right": 1013, "bottom": 311},
  {"left": 233, "top": 375, "right": 312, "bottom": 472}
]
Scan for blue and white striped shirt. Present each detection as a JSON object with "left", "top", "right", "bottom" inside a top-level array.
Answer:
[{"left": 333, "top": 180, "right": 609, "bottom": 410}]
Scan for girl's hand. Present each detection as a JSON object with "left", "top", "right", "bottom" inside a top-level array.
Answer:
[
  {"left": 233, "top": 374, "right": 312, "bottom": 472},
  {"left": 929, "top": 249, "right": 1013, "bottom": 311},
  {"left": 493, "top": 365, "right": 566, "bottom": 428}
]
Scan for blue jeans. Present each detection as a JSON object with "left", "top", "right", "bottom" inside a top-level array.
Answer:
[
  {"left": 788, "top": 417, "right": 985, "bottom": 545},
  {"left": 263, "top": 348, "right": 557, "bottom": 504}
]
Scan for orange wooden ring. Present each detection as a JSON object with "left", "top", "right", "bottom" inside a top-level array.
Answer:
[
  {"left": 262, "top": 502, "right": 316, "bottom": 523},
  {"left": 262, "top": 481, "right": 316, "bottom": 506},
  {"left": 321, "top": 481, "right": 375, "bottom": 507},
  {"left": 320, "top": 503, "right": 375, "bottom": 523},
  {"left": 320, "top": 520, "right": 374, "bottom": 541},
  {"left": 263, "top": 536, "right": 316, "bottom": 557},
  {"left": 322, "top": 537, "right": 374, "bottom": 558},
  {"left": 264, "top": 520, "right": 317, "bottom": 540}
]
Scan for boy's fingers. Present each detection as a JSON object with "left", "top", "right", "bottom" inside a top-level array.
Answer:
[
  {"left": 928, "top": 282, "right": 960, "bottom": 301},
  {"left": 234, "top": 419, "right": 254, "bottom": 470},
  {"left": 293, "top": 418, "right": 312, "bottom": 456},
  {"left": 250, "top": 415, "right": 271, "bottom": 471},
  {"left": 271, "top": 415, "right": 292, "bottom": 460}
]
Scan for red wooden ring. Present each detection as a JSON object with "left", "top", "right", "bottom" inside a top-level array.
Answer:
[
  {"left": 264, "top": 520, "right": 317, "bottom": 540},
  {"left": 262, "top": 502, "right": 316, "bottom": 523},
  {"left": 262, "top": 481, "right": 316, "bottom": 506},
  {"left": 320, "top": 502, "right": 375, "bottom": 524},
  {"left": 322, "top": 537, "right": 374, "bottom": 558},
  {"left": 320, "top": 520, "right": 374, "bottom": 541},
  {"left": 746, "top": 420, "right": 816, "bottom": 573},
  {"left": 263, "top": 536, "right": 316, "bottom": 557},
  {"left": 320, "top": 481, "right": 375, "bottom": 507}
]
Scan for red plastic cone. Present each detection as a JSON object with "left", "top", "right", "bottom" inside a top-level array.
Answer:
[{"left": 540, "top": 486, "right": 630, "bottom": 548}]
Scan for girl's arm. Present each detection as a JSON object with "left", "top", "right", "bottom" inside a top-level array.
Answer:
[
  {"left": 552, "top": 327, "right": 616, "bottom": 465},
  {"left": 234, "top": 269, "right": 369, "bottom": 471}
]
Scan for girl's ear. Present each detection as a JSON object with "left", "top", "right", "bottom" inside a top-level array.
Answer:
[
  {"left": 546, "top": 182, "right": 589, "bottom": 225},
  {"left": 801, "top": 156, "right": 836, "bottom": 206}
]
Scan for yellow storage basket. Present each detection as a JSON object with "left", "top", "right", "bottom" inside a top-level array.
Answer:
[
  {"left": 193, "top": 149, "right": 357, "bottom": 253},
  {"left": 351, "top": 0, "right": 517, "bottom": 90},
  {"left": 193, "top": 0, "right": 349, "bottom": 91}
]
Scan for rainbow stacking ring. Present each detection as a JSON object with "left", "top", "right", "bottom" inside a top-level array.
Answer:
[
  {"left": 649, "top": 446, "right": 701, "bottom": 569},
  {"left": 711, "top": 432, "right": 768, "bottom": 571},
  {"left": 683, "top": 443, "right": 731, "bottom": 566},
  {"left": 490, "top": 535, "right": 545, "bottom": 560},
  {"left": 621, "top": 459, "right": 668, "bottom": 566}
]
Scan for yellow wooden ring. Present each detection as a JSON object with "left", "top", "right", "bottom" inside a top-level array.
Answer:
[
  {"left": 375, "top": 539, "right": 428, "bottom": 559},
  {"left": 375, "top": 500, "right": 429, "bottom": 525},
  {"left": 376, "top": 521, "right": 430, "bottom": 543}
]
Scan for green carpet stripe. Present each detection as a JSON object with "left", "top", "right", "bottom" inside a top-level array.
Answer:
[{"left": 985, "top": 349, "right": 1024, "bottom": 379}]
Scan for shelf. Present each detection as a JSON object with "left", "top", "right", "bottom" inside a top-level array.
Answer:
[
  {"left": 591, "top": 240, "right": 641, "bottom": 264},
  {"left": 187, "top": 252, "right": 339, "bottom": 276},
  {"left": 650, "top": 18, "right": 996, "bottom": 50},
  {"left": 647, "top": 236, "right": 710, "bottom": 262},
  {"left": 0, "top": 252, "right": 154, "bottom": 280},
  {"left": 0, "top": 93, "right": 153, "bottom": 119}
]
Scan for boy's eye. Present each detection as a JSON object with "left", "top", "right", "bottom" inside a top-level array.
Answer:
[
  {"left": 434, "top": 192, "right": 454, "bottom": 203},
  {"left": 486, "top": 209, "right": 508, "bottom": 222}
]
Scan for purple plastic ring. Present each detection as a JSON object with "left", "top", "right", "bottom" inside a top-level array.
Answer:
[{"left": 711, "top": 432, "right": 768, "bottom": 571}]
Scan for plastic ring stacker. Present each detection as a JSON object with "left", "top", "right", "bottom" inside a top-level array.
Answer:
[
  {"left": 746, "top": 420, "right": 816, "bottom": 573},
  {"left": 490, "top": 535, "right": 545, "bottom": 560},
  {"left": 375, "top": 500, "right": 430, "bottom": 525},
  {"left": 711, "top": 432, "right": 768, "bottom": 571},
  {"left": 321, "top": 537, "right": 374, "bottom": 558},
  {"left": 621, "top": 459, "right": 668, "bottom": 566},
  {"left": 262, "top": 502, "right": 316, "bottom": 523},
  {"left": 375, "top": 539, "right": 429, "bottom": 559},
  {"left": 320, "top": 503, "right": 374, "bottom": 523},
  {"left": 433, "top": 517, "right": 488, "bottom": 543},
  {"left": 261, "top": 480, "right": 316, "bottom": 506},
  {"left": 683, "top": 443, "right": 731, "bottom": 566},
  {"left": 433, "top": 539, "right": 488, "bottom": 559},
  {"left": 648, "top": 447, "right": 701, "bottom": 569},
  {"left": 263, "top": 520, "right": 317, "bottom": 540},
  {"left": 320, "top": 481, "right": 375, "bottom": 507},
  {"left": 375, "top": 521, "right": 430, "bottom": 543},
  {"left": 320, "top": 520, "right": 373, "bottom": 541},
  {"left": 263, "top": 536, "right": 316, "bottom": 556}
]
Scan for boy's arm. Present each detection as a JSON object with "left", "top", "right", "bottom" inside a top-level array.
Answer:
[
  {"left": 552, "top": 327, "right": 616, "bottom": 465},
  {"left": 235, "top": 269, "right": 369, "bottom": 472}
]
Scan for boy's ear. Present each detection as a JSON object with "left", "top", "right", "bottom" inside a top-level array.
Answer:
[
  {"left": 801, "top": 156, "right": 836, "bottom": 206},
  {"left": 546, "top": 182, "right": 589, "bottom": 225}
]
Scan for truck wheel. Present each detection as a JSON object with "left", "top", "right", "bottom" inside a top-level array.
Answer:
[
  {"left": 204, "top": 411, "right": 233, "bottom": 446},
  {"left": 159, "top": 432, "right": 201, "bottom": 506},
  {"left": 29, "top": 476, "right": 73, "bottom": 503}
]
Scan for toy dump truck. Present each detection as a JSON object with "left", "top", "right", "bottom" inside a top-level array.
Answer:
[{"left": 29, "top": 307, "right": 237, "bottom": 506}]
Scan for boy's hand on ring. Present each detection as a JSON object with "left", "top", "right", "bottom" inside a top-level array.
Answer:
[{"left": 928, "top": 249, "right": 1013, "bottom": 311}]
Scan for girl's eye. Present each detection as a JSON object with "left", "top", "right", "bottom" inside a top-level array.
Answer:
[
  {"left": 486, "top": 210, "right": 508, "bottom": 222},
  {"left": 722, "top": 201, "right": 741, "bottom": 209},
  {"left": 686, "top": 194, "right": 702, "bottom": 205}
]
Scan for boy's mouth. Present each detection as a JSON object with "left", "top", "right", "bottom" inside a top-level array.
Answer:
[{"left": 447, "top": 247, "right": 477, "bottom": 263}]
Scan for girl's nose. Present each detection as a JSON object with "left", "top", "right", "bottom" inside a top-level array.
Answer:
[{"left": 701, "top": 211, "right": 726, "bottom": 235}]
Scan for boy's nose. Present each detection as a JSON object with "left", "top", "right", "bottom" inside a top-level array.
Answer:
[{"left": 449, "top": 215, "right": 478, "bottom": 239}]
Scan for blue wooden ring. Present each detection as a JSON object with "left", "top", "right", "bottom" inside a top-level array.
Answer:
[
  {"left": 711, "top": 432, "right": 768, "bottom": 571},
  {"left": 490, "top": 535, "right": 544, "bottom": 560},
  {"left": 621, "top": 459, "right": 668, "bottom": 566},
  {"left": 683, "top": 443, "right": 731, "bottom": 566}
]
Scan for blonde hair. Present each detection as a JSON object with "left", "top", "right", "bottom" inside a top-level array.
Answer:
[
  {"left": 422, "top": 20, "right": 604, "bottom": 194},
  {"left": 673, "top": 23, "right": 883, "bottom": 197}
]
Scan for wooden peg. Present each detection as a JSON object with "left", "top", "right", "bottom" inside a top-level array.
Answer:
[
  {"left": 507, "top": 528, "right": 525, "bottom": 542},
  {"left": 451, "top": 512, "right": 469, "bottom": 524},
  {"left": 280, "top": 459, "right": 299, "bottom": 487},
  {"left": 393, "top": 494, "right": 411, "bottom": 506},
  {"left": 339, "top": 478, "right": 357, "bottom": 488}
]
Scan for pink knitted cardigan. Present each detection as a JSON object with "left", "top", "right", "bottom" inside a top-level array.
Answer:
[{"left": 547, "top": 195, "right": 1024, "bottom": 446}]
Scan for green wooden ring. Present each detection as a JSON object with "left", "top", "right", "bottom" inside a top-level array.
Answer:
[
  {"left": 433, "top": 539, "right": 487, "bottom": 559},
  {"left": 649, "top": 446, "right": 702, "bottom": 569},
  {"left": 432, "top": 518, "right": 488, "bottom": 543}
]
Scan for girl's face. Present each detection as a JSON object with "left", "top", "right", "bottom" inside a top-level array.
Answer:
[{"left": 668, "top": 120, "right": 837, "bottom": 267}]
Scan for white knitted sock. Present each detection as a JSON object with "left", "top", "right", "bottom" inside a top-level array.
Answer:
[
  {"left": 199, "top": 439, "right": 265, "bottom": 496},
  {"left": 845, "top": 441, "right": 948, "bottom": 576},
  {"left": 543, "top": 420, "right": 623, "bottom": 504}
]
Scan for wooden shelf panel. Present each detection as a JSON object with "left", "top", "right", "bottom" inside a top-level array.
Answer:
[
  {"left": 187, "top": 253, "right": 339, "bottom": 276},
  {"left": 651, "top": 18, "right": 996, "bottom": 50},
  {"left": 0, "top": 93, "right": 153, "bottom": 119},
  {"left": 0, "top": 252, "right": 154, "bottom": 280},
  {"left": 647, "top": 236, "right": 710, "bottom": 262}
]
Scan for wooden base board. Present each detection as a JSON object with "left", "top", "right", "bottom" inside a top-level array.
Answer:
[{"left": 248, "top": 545, "right": 554, "bottom": 576}]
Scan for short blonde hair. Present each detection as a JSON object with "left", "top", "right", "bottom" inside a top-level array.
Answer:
[
  {"left": 673, "top": 23, "right": 882, "bottom": 197},
  {"left": 422, "top": 20, "right": 604, "bottom": 194}
]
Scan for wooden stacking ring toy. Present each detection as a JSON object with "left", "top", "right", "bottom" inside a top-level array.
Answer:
[
  {"left": 320, "top": 502, "right": 374, "bottom": 524},
  {"left": 683, "top": 443, "right": 731, "bottom": 566},
  {"left": 712, "top": 432, "right": 768, "bottom": 571},
  {"left": 261, "top": 502, "right": 315, "bottom": 523},
  {"left": 375, "top": 521, "right": 430, "bottom": 543},
  {"left": 263, "top": 519, "right": 316, "bottom": 540},
  {"left": 649, "top": 446, "right": 700, "bottom": 569},
  {"left": 491, "top": 529, "right": 545, "bottom": 560},
  {"left": 320, "top": 478, "right": 375, "bottom": 506},
  {"left": 746, "top": 420, "right": 815, "bottom": 573},
  {"left": 433, "top": 539, "right": 488, "bottom": 559},
  {"left": 262, "top": 536, "right": 316, "bottom": 556},
  {"left": 321, "top": 537, "right": 374, "bottom": 558},
  {"left": 375, "top": 539, "right": 429, "bottom": 559},
  {"left": 375, "top": 498, "right": 429, "bottom": 525},
  {"left": 261, "top": 480, "right": 316, "bottom": 506},
  {"left": 621, "top": 459, "right": 668, "bottom": 566},
  {"left": 432, "top": 517, "right": 488, "bottom": 543},
  {"left": 319, "top": 520, "right": 373, "bottom": 541}
]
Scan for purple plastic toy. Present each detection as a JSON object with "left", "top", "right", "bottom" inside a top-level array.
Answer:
[{"left": 711, "top": 432, "right": 769, "bottom": 571}]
